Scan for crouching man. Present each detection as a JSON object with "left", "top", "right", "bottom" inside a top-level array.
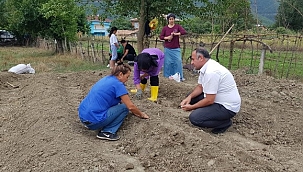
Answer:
[{"left": 180, "top": 47, "right": 241, "bottom": 134}]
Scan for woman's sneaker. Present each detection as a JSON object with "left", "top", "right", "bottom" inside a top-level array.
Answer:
[{"left": 97, "top": 131, "right": 120, "bottom": 141}]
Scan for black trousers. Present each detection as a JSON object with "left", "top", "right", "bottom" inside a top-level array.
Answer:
[
  {"left": 141, "top": 75, "right": 159, "bottom": 86},
  {"left": 188, "top": 93, "right": 236, "bottom": 129},
  {"left": 123, "top": 54, "right": 136, "bottom": 61}
]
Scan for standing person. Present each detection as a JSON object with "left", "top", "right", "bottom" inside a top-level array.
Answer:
[
  {"left": 108, "top": 42, "right": 124, "bottom": 67},
  {"left": 109, "top": 27, "right": 119, "bottom": 69},
  {"left": 78, "top": 63, "right": 149, "bottom": 141},
  {"left": 160, "top": 13, "right": 187, "bottom": 81},
  {"left": 180, "top": 47, "right": 241, "bottom": 134},
  {"left": 133, "top": 48, "right": 164, "bottom": 102},
  {"left": 120, "top": 39, "right": 137, "bottom": 65}
]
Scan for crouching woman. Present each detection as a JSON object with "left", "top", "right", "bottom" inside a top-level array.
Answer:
[{"left": 78, "top": 63, "right": 149, "bottom": 141}]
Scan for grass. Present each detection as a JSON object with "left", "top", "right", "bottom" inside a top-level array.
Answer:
[
  {"left": 0, "top": 47, "right": 107, "bottom": 73},
  {"left": 2, "top": 36, "right": 303, "bottom": 80}
]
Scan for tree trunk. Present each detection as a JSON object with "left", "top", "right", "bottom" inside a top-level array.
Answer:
[{"left": 137, "top": 0, "right": 146, "bottom": 53}]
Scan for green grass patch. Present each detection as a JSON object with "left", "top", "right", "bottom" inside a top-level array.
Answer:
[{"left": 0, "top": 47, "right": 107, "bottom": 73}]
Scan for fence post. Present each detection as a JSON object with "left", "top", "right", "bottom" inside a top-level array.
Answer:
[
  {"left": 258, "top": 45, "right": 266, "bottom": 75},
  {"left": 79, "top": 42, "right": 84, "bottom": 60},
  {"left": 182, "top": 36, "right": 186, "bottom": 61},
  {"left": 91, "top": 43, "right": 96, "bottom": 63},
  {"left": 101, "top": 41, "right": 104, "bottom": 64},
  {"left": 228, "top": 41, "right": 234, "bottom": 70}
]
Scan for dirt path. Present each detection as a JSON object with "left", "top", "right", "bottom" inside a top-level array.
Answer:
[{"left": 0, "top": 69, "right": 302, "bottom": 171}]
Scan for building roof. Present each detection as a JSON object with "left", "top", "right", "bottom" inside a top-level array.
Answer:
[{"left": 116, "top": 30, "right": 138, "bottom": 36}]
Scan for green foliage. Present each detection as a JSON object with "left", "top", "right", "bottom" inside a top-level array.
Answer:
[
  {"left": 2, "top": 0, "right": 88, "bottom": 46},
  {"left": 0, "top": 0, "right": 9, "bottom": 29},
  {"left": 275, "top": 0, "right": 303, "bottom": 32},
  {"left": 110, "top": 17, "right": 134, "bottom": 30},
  {"left": 200, "top": 0, "right": 255, "bottom": 32},
  {"left": 39, "top": 0, "right": 83, "bottom": 42},
  {"left": 275, "top": 27, "right": 296, "bottom": 35}
]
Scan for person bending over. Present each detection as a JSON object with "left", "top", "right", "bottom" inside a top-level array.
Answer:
[
  {"left": 78, "top": 63, "right": 149, "bottom": 141},
  {"left": 133, "top": 48, "right": 164, "bottom": 102},
  {"left": 120, "top": 39, "right": 137, "bottom": 65}
]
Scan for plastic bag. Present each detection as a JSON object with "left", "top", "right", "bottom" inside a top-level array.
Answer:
[{"left": 8, "top": 63, "right": 35, "bottom": 74}]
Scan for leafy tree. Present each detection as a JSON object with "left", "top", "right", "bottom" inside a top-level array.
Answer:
[
  {"left": 39, "top": 0, "right": 87, "bottom": 52},
  {"left": 201, "top": 0, "right": 255, "bottom": 32},
  {"left": 2, "top": 0, "right": 88, "bottom": 51},
  {"left": 0, "top": 0, "right": 9, "bottom": 29},
  {"left": 79, "top": 0, "right": 254, "bottom": 52},
  {"left": 89, "top": 0, "right": 208, "bottom": 52},
  {"left": 5, "top": 0, "right": 50, "bottom": 44},
  {"left": 275, "top": 0, "right": 303, "bottom": 32},
  {"left": 110, "top": 17, "right": 134, "bottom": 30},
  {"left": 180, "top": 18, "right": 214, "bottom": 34}
]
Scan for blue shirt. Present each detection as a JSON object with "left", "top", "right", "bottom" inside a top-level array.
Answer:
[{"left": 78, "top": 75, "right": 128, "bottom": 123}]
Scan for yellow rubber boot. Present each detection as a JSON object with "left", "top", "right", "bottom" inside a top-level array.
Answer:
[
  {"left": 148, "top": 86, "right": 159, "bottom": 102},
  {"left": 140, "top": 83, "right": 146, "bottom": 91}
]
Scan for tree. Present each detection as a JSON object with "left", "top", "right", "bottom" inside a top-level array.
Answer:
[
  {"left": 89, "top": 0, "right": 208, "bottom": 52},
  {"left": 110, "top": 17, "right": 134, "bottom": 30},
  {"left": 275, "top": 0, "right": 303, "bottom": 32},
  {"left": 0, "top": 0, "right": 9, "bottom": 29},
  {"left": 40, "top": 0, "right": 87, "bottom": 53},
  {"left": 200, "top": 0, "right": 255, "bottom": 32},
  {"left": 2, "top": 0, "right": 88, "bottom": 50},
  {"left": 180, "top": 18, "right": 214, "bottom": 34}
]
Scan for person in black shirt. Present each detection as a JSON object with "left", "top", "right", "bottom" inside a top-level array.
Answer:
[{"left": 120, "top": 40, "right": 137, "bottom": 65}]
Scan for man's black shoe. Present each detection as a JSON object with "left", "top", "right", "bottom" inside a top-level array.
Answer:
[{"left": 211, "top": 124, "right": 231, "bottom": 134}]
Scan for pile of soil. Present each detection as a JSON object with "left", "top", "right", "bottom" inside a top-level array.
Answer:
[{"left": 1, "top": 69, "right": 302, "bottom": 172}]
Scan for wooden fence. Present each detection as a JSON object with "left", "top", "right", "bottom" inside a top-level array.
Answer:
[{"left": 38, "top": 33, "right": 303, "bottom": 80}]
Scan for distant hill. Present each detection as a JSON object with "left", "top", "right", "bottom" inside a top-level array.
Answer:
[
  {"left": 250, "top": 0, "right": 279, "bottom": 26},
  {"left": 82, "top": 1, "right": 280, "bottom": 27}
]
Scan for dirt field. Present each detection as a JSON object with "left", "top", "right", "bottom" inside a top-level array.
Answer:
[{"left": 1, "top": 68, "right": 303, "bottom": 172}]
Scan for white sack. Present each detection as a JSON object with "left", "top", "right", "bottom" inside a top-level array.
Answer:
[{"left": 8, "top": 63, "right": 35, "bottom": 74}]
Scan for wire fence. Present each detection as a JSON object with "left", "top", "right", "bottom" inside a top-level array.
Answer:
[{"left": 37, "top": 33, "right": 303, "bottom": 80}]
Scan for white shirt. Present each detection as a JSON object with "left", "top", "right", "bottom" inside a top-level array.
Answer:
[
  {"left": 109, "top": 34, "right": 118, "bottom": 45},
  {"left": 198, "top": 59, "right": 241, "bottom": 113}
]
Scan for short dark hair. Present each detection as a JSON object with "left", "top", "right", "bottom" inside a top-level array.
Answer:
[
  {"left": 195, "top": 47, "right": 210, "bottom": 59},
  {"left": 120, "top": 39, "right": 126, "bottom": 43},
  {"left": 167, "top": 13, "right": 176, "bottom": 20}
]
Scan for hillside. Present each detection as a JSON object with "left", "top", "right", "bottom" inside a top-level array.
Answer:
[{"left": 250, "top": 0, "right": 279, "bottom": 26}]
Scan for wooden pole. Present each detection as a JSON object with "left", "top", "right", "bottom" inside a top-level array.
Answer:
[{"left": 209, "top": 24, "right": 234, "bottom": 54}]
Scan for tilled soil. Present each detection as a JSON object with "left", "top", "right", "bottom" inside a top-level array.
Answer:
[{"left": 0, "top": 69, "right": 302, "bottom": 172}]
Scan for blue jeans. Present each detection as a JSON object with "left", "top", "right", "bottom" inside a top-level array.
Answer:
[
  {"left": 110, "top": 45, "right": 118, "bottom": 60},
  {"left": 86, "top": 104, "right": 129, "bottom": 134},
  {"left": 188, "top": 93, "right": 236, "bottom": 129}
]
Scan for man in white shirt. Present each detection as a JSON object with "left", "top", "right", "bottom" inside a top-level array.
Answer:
[{"left": 180, "top": 47, "right": 241, "bottom": 134}]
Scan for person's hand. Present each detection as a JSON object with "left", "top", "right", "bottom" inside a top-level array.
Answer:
[
  {"left": 135, "top": 89, "right": 143, "bottom": 100},
  {"left": 180, "top": 97, "right": 191, "bottom": 107},
  {"left": 140, "top": 112, "right": 149, "bottom": 119},
  {"left": 140, "top": 73, "right": 148, "bottom": 80},
  {"left": 181, "top": 104, "right": 193, "bottom": 111}
]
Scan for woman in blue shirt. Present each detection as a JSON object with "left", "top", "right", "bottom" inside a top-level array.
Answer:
[{"left": 78, "top": 63, "right": 149, "bottom": 141}]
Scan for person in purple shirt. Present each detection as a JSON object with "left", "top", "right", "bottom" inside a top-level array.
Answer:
[
  {"left": 160, "top": 13, "right": 187, "bottom": 81},
  {"left": 133, "top": 48, "right": 164, "bottom": 102}
]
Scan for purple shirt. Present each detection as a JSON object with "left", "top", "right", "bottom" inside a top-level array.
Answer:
[
  {"left": 133, "top": 48, "right": 165, "bottom": 85},
  {"left": 159, "top": 24, "right": 186, "bottom": 49}
]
